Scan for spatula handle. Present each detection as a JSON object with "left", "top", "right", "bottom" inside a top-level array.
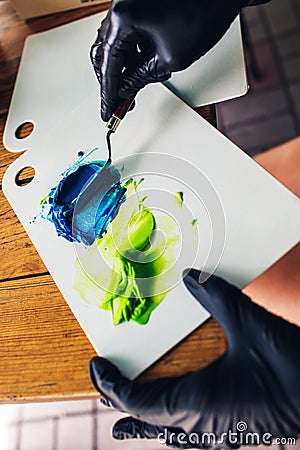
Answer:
[{"left": 106, "top": 95, "right": 136, "bottom": 133}]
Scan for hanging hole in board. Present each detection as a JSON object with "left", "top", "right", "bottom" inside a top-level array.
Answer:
[
  {"left": 15, "top": 166, "right": 35, "bottom": 186},
  {"left": 15, "top": 121, "right": 34, "bottom": 139}
]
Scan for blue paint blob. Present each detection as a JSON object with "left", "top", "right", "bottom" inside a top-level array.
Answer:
[{"left": 43, "top": 159, "right": 126, "bottom": 246}]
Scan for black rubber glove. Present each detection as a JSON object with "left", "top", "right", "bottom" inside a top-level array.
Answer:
[
  {"left": 90, "top": 0, "right": 261, "bottom": 121},
  {"left": 90, "top": 269, "right": 300, "bottom": 448}
]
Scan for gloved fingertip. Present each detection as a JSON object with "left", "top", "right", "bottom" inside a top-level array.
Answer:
[
  {"left": 182, "top": 269, "right": 250, "bottom": 336},
  {"left": 90, "top": 356, "right": 120, "bottom": 376},
  {"left": 89, "top": 356, "right": 102, "bottom": 389},
  {"left": 89, "top": 356, "right": 122, "bottom": 391},
  {"left": 182, "top": 269, "right": 214, "bottom": 312},
  {"left": 100, "top": 107, "right": 110, "bottom": 122},
  {"left": 113, "top": 417, "right": 164, "bottom": 440},
  {"left": 113, "top": 417, "right": 135, "bottom": 440},
  {"left": 113, "top": 431, "right": 126, "bottom": 440},
  {"left": 183, "top": 269, "right": 210, "bottom": 294},
  {"left": 182, "top": 268, "right": 200, "bottom": 282},
  {"left": 113, "top": 429, "right": 127, "bottom": 440}
]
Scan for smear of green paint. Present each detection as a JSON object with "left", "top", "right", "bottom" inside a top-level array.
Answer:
[
  {"left": 74, "top": 180, "right": 180, "bottom": 326},
  {"left": 175, "top": 191, "right": 184, "bottom": 207},
  {"left": 40, "top": 195, "right": 48, "bottom": 206}
]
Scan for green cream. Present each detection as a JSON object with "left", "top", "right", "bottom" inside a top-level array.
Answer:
[
  {"left": 175, "top": 191, "right": 184, "bottom": 207},
  {"left": 74, "top": 179, "right": 180, "bottom": 326}
]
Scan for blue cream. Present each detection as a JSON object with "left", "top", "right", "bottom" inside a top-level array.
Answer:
[{"left": 42, "top": 156, "right": 126, "bottom": 246}]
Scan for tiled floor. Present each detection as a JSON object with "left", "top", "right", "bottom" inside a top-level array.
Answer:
[
  {"left": 217, "top": 0, "right": 300, "bottom": 156},
  {"left": 0, "top": 400, "right": 299, "bottom": 450},
  {"left": 1, "top": 1, "right": 300, "bottom": 449}
]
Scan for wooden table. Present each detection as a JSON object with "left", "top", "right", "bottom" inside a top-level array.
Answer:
[{"left": 0, "top": 1, "right": 225, "bottom": 403}]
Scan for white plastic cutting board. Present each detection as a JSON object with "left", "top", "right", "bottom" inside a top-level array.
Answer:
[
  {"left": 3, "top": 12, "right": 247, "bottom": 154},
  {"left": 3, "top": 82, "right": 300, "bottom": 379}
]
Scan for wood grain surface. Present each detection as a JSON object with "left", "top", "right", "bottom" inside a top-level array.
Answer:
[
  {"left": 0, "top": 1, "right": 225, "bottom": 403},
  {"left": 0, "top": 274, "right": 226, "bottom": 402}
]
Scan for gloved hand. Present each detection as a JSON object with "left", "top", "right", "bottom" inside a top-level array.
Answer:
[
  {"left": 91, "top": 0, "right": 255, "bottom": 121},
  {"left": 90, "top": 269, "right": 300, "bottom": 448}
]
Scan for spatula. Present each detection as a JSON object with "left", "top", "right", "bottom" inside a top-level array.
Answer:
[{"left": 105, "top": 95, "right": 136, "bottom": 164}]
